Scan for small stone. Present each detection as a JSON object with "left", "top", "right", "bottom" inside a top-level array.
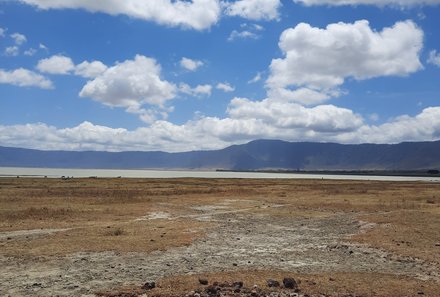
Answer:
[
  {"left": 141, "top": 281, "right": 156, "bottom": 290},
  {"left": 199, "top": 278, "right": 209, "bottom": 285},
  {"left": 233, "top": 263, "right": 238, "bottom": 266},
  {"left": 283, "top": 278, "right": 298, "bottom": 289},
  {"left": 206, "top": 285, "right": 218, "bottom": 295},
  {"left": 233, "top": 281, "right": 243, "bottom": 288},
  {"left": 267, "top": 279, "right": 280, "bottom": 288}
]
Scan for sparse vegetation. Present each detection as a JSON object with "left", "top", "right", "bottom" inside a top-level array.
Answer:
[{"left": 0, "top": 177, "right": 439, "bottom": 296}]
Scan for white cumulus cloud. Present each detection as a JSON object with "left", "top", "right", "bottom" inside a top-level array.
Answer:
[
  {"left": 24, "top": 48, "right": 37, "bottom": 56},
  {"left": 37, "top": 55, "right": 108, "bottom": 78},
  {"left": 17, "top": 0, "right": 222, "bottom": 30},
  {"left": 0, "top": 68, "right": 53, "bottom": 89},
  {"left": 4, "top": 46, "right": 19, "bottom": 56},
  {"left": 228, "top": 30, "right": 259, "bottom": 41},
  {"left": 0, "top": 28, "right": 5, "bottom": 37},
  {"left": 224, "top": 0, "right": 281, "bottom": 20},
  {"left": 39, "top": 43, "right": 49, "bottom": 51},
  {"left": 180, "top": 57, "right": 204, "bottom": 71},
  {"left": 342, "top": 107, "right": 440, "bottom": 144},
  {"left": 216, "top": 82, "right": 235, "bottom": 92},
  {"left": 10, "top": 32, "right": 27, "bottom": 45},
  {"left": 74, "top": 61, "right": 108, "bottom": 78},
  {"left": 428, "top": 50, "right": 440, "bottom": 67},
  {"left": 79, "top": 55, "right": 177, "bottom": 113},
  {"left": 227, "top": 97, "right": 363, "bottom": 133},
  {"left": 248, "top": 72, "right": 263, "bottom": 84},
  {"left": 267, "top": 20, "right": 424, "bottom": 105},
  {"left": 37, "top": 55, "right": 75, "bottom": 74},
  {"left": 294, "top": 0, "right": 440, "bottom": 6},
  {"left": 179, "top": 83, "right": 213, "bottom": 97}
]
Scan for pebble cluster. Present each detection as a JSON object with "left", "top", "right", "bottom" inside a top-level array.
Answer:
[
  {"left": 185, "top": 277, "right": 300, "bottom": 297},
  {"left": 138, "top": 277, "right": 367, "bottom": 297}
]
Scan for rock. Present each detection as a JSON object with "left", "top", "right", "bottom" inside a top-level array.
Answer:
[
  {"left": 199, "top": 278, "right": 209, "bottom": 285},
  {"left": 141, "top": 281, "right": 156, "bottom": 290},
  {"left": 206, "top": 285, "right": 219, "bottom": 295},
  {"left": 267, "top": 279, "right": 280, "bottom": 287},
  {"left": 283, "top": 278, "right": 298, "bottom": 289},
  {"left": 233, "top": 281, "right": 243, "bottom": 288}
]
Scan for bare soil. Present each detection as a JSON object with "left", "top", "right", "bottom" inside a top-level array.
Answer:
[{"left": 0, "top": 178, "right": 439, "bottom": 296}]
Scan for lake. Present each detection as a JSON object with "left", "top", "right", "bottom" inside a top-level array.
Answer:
[{"left": 1, "top": 167, "right": 439, "bottom": 182}]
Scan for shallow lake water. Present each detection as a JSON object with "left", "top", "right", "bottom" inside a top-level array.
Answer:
[{"left": 1, "top": 167, "right": 439, "bottom": 182}]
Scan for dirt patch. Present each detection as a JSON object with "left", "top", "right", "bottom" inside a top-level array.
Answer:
[{"left": 0, "top": 228, "right": 70, "bottom": 240}]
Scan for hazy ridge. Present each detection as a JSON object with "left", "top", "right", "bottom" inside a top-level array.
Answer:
[{"left": 1, "top": 139, "right": 440, "bottom": 171}]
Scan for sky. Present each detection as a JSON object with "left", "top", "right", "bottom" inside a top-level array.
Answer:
[{"left": 1, "top": 0, "right": 440, "bottom": 152}]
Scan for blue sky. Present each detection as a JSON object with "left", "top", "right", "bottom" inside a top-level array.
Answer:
[{"left": 1, "top": 0, "right": 440, "bottom": 152}]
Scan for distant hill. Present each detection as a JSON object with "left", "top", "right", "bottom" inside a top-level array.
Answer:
[{"left": 1, "top": 139, "right": 440, "bottom": 170}]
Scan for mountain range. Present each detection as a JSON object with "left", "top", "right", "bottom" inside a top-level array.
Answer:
[{"left": 1, "top": 140, "right": 440, "bottom": 171}]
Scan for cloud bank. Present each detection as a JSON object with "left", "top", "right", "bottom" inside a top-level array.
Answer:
[
  {"left": 1, "top": 106, "right": 440, "bottom": 152},
  {"left": 17, "top": 0, "right": 222, "bottom": 30}
]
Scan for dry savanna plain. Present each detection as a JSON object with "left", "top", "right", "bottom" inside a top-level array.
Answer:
[{"left": 0, "top": 177, "right": 439, "bottom": 297}]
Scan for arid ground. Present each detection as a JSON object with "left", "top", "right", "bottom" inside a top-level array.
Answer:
[{"left": 0, "top": 178, "right": 439, "bottom": 296}]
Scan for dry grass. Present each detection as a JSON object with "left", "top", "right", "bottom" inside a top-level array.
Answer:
[
  {"left": 1, "top": 178, "right": 440, "bottom": 258},
  {"left": 350, "top": 208, "right": 440, "bottom": 263},
  {"left": 1, "top": 177, "right": 440, "bottom": 296}
]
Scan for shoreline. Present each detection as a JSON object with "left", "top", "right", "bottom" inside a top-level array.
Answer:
[{"left": 1, "top": 167, "right": 440, "bottom": 182}]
